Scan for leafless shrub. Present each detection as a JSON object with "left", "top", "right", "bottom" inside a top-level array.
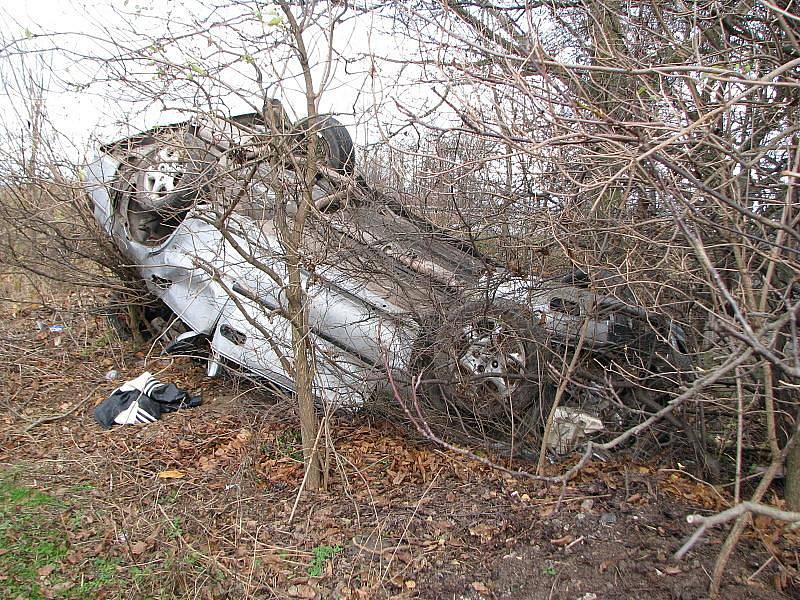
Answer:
[{"left": 361, "top": 2, "right": 799, "bottom": 593}]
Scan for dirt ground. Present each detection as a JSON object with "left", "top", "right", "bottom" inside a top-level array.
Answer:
[{"left": 1, "top": 288, "right": 798, "bottom": 599}]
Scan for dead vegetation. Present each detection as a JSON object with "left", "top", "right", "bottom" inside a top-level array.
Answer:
[{"left": 0, "top": 286, "right": 798, "bottom": 599}]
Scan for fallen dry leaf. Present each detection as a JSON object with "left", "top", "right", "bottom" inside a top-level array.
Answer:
[
  {"left": 130, "top": 541, "right": 147, "bottom": 555},
  {"left": 157, "top": 470, "right": 185, "bottom": 479},
  {"left": 471, "top": 581, "right": 490, "bottom": 594},
  {"left": 550, "top": 534, "right": 574, "bottom": 546},
  {"left": 37, "top": 565, "right": 55, "bottom": 577},
  {"left": 287, "top": 583, "right": 317, "bottom": 598},
  {"left": 469, "top": 522, "right": 495, "bottom": 540}
]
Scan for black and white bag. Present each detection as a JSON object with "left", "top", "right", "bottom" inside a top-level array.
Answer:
[{"left": 94, "top": 372, "right": 202, "bottom": 428}]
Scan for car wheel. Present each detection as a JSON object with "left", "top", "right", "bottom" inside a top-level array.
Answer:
[
  {"left": 414, "top": 300, "right": 556, "bottom": 452},
  {"left": 134, "top": 131, "right": 216, "bottom": 211},
  {"left": 290, "top": 115, "right": 355, "bottom": 175},
  {"left": 562, "top": 267, "right": 636, "bottom": 301}
]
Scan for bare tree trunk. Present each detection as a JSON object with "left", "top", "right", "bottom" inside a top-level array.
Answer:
[
  {"left": 787, "top": 421, "right": 800, "bottom": 510},
  {"left": 25, "top": 70, "right": 43, "bottom": 181},
  {"left": 279, "top": 1, "right": 324, "bottom": 491},
  {"left": 286, "top": 271, "right": 322, "bottom": 491}
]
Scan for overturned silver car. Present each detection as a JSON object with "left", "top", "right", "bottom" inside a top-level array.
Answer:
[{"left": 86, "top": 104, "right": 691, "bottom": 452}]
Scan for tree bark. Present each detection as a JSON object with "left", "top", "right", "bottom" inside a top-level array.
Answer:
[{"left": 784, "top": 406, "right": 800, "bottom": 511}]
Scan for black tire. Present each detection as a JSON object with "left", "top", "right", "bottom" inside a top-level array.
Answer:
[
  {"left": 414, "top": 300, "right": 556, "bottom": 452},
  {"left": 562, "top": 267, "right": 635, "bottom": 302},
  {"left": 290, "top": 115, "right": 355, "bottom": 175}
]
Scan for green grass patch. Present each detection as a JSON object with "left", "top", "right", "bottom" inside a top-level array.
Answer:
[
  {"left": 0, "top": 467, "right": 230, "bottom": 598},
  {"left": 78, "top": 557, "right": 123, "bottom": 593},
  {"left": 261, "top": 429, "right": 304, "bottom": 462},
  {"left": 78, "top": 329, "right": 118, "bottom": 356},
  {"left": 307, "top": 544, "right": 343, "bottom": 577},
  {"left": 167, "top": 516, "right": 183, "bottom": 540},
  {"left": 0, "top": 468, "right": 156, "bottom": 598},
  {"left": 158, "top": 489, "right": 180, "bottom": 505},
  {"left": 0, "top": 470, "right": 68, "bottom": 599}
]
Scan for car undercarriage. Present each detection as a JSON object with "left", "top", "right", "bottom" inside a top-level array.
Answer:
[{"left": 85, "top": 102, "right": 692, "bottom": 455}]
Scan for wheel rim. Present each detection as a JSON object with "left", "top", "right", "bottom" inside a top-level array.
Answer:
[
  {"left": 141, "top": 145, "right": 186, "bottom": 206},
  {"left": 446, "top": 316, "right": 528, "bottom": 418}
]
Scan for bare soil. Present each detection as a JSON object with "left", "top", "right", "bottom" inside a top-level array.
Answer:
[{"left": 1, "top": 288, "right": 798, "bottom": 599}]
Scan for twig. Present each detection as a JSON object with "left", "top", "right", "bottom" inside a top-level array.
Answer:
[
  {"left": 537, "top": 316, "right": 590, "bottom": 474},
  {"left": 565, "top": 535, "right": 585, "bottom": 551},
  {"left": 353, "top": 539, "right": 411, "bottom": 556},
  {"left": 23, "top": 383, "right": 102, "bottom": 433},
  {"left": 386, "top": 364, "right": 592, "bottom": 483},
  {"left": 708, "top": 429, "right": 800, "bottom": 597},
  {"left": 657, "top": 468, "right": 729, "bottom": 507},
  {"left": 674, "top": 501, "right": 800, "bottom": 560},
  {"left": 747, "top": 556, "right": 774, "bottom": 583}
]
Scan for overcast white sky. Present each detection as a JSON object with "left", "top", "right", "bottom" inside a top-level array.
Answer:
[{"left": 0, "top": 0, "right": 443, "bottom": 168}]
